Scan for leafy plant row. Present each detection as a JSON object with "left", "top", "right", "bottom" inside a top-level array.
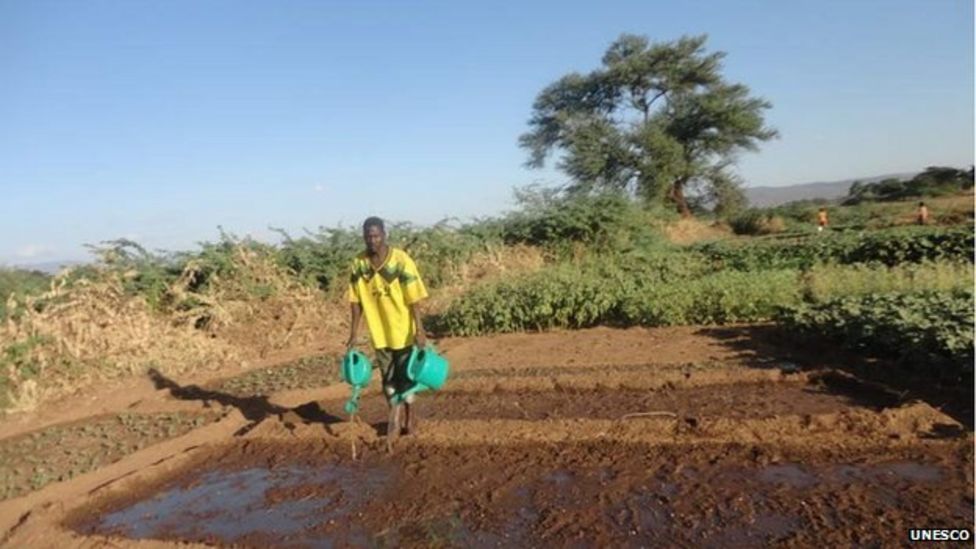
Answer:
[
  {"left": 777, "top": 291, "right": 974, "bottom": 378},
  {"left": 428, "top": 261, "right": 802, "bottom": 336},
  {"left": 691, "top": 226, "right": 973, "bottom": 271}
]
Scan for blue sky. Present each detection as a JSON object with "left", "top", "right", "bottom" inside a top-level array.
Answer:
[{"left": 1, "top": 0, "right": 972, "bottom": 264}]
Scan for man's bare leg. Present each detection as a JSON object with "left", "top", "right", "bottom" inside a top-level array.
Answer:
[
  {"left": 386, "top": 403, "right": 401, "bottom": 453},
  {"left": 402, "top": 403, "right": 413, "bottom": 435}
]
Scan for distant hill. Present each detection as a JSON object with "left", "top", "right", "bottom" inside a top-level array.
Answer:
[
  {"left": 7, "top": 259, "right": 86, "bottom": 275},
  {"left": 744, "top": 172, "right": 918, "bottom": 208}
]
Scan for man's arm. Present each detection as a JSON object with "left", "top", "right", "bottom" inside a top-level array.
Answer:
[
  {"left": 410, "top": 302, "right": 427, "bottom": 348},
  {"left": 347, "top": 303, "right": 362, "bottom": 349}
]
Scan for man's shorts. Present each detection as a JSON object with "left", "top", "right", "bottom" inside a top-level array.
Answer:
[{"left": 375, "top": 347, "right": 415, "bottom": 398}]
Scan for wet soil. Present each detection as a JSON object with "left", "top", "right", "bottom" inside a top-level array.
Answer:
[
  {"left": 70, "top": 439, "right": 974, "bottom": 548},
  {"left": 328, "top": 376, "right": 898, "bottom": 425},
  {"left": 2, "top": 325, "right": 971, "bottom": 547}
]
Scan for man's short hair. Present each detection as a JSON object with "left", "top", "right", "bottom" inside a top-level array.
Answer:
[{"left": 363, "top": 216, "right": 385, "bottom": 233}]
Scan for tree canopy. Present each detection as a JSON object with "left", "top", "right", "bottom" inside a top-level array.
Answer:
[{"left": 520, "top": 34, "right": 777, "bottom": 217}]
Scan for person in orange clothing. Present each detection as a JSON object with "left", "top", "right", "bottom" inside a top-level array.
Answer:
[
  {"left": 816, "top": 207, "right": 828, "bottom": 233},
  {"left": 917, "top": 201, "right": 930, "bottom": 225}
]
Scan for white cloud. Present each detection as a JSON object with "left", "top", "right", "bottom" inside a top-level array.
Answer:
[
  {"left": 16, "top": 244, "right": 54, "bottom": 259},
  {"left": 314, "top": 184, "right": 326, "bottom": 193}
]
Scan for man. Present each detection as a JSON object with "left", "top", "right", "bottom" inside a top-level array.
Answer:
[{"left": 346, "top": 216, "right": 429, "bottom": 436}]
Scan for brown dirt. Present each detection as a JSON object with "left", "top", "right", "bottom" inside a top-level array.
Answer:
[
  {"left": 435, "top": 325, "right": 755, "bottom": 369},
  {"left": 0, "top": 325, "right": 971, "bottom": 547},
  {"left": 326, "top": 374, "right": 897, "bottom": 424}
]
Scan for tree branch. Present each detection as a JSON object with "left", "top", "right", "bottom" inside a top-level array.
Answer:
[{"left": 647, "top": 89, "right": 668, "bottom": 108}]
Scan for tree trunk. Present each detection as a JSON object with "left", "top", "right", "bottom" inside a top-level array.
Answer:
[{"left": 669, "top": 179, "right": 693, "bottom": 218}]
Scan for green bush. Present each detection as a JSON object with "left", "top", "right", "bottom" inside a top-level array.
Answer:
[
  {"left": 428, "top": 258, "right": 803, "bottom": 336},
  {"left": 837, "top": 227, "right": 974, "bottom": 265},
  {"left": 617, "top": 269, "right": 801, "bottom": 326},
  {"left": 0, "top": 269, "right": 50, "bottom": 319},
  {"left": 0, "top": 335, "right": 50, "bottom": 409},
  {"left": 497, "top": 187, "right": 663, "bottom": 253},
  {"left": 803, "top": 262, "right": 974, "bottom": 301},
  {"left": 273, "top": 226, "right": 372, "bottom": 292},
  {"left": 273, "top": 220, "right": 499, "bottom": 292},
  {"left": 778, "top": 291, "right": 974, "bottom": 378},
  {"left": 691, "top": 226, "right": 974, "bottom": 271},
  {"left": 728, "top": 209, "right": 787, "bottom": 235}
]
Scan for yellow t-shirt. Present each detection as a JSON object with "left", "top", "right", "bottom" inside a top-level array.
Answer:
[{"left": 347, "top": 247, "right": 428, "bottom": 350}]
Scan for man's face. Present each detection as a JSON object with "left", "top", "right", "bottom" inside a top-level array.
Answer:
[{"left": 364, "top": 226, "right": 385, "bottom": 255}]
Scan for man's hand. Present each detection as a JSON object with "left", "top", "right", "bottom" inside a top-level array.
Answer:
[
  {"left": 348, "top": 303, "right": 362, "bottom": 352},
  {"left": 409, "top": 302, "right": 427, "bottom": 349}
]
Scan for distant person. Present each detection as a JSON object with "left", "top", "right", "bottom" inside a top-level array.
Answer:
[
  {"left": 917, "top": 201, "right": 929, "bottom": 225},
  {"left": 346, "top": 216, "right": 429, "bottom": 436},
  {"left": 816, "top": 207, "right": 828, "bottom": 233}
]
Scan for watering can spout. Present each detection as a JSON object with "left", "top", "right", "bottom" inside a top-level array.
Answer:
[
  {"left": 341, "top": 350, "right": 373, "bottom": 414},
  {"left": 391, "top": 344, "right": 450, "bottom": 405}
]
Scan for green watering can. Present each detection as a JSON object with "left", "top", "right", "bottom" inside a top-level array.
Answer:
[
  {"left": 390, "top": 344, "right": 450, "bottom": 405},
  {"left": 341, "top": 350, "right": 373, "bottom": 414}
]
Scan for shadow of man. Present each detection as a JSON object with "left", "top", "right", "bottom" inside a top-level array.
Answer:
[
  {"left": 694, "top": 326, "right": 973, "bottom": 432},
  {"left": 147, "top": 368, "right": 345, "bottom": 434}
]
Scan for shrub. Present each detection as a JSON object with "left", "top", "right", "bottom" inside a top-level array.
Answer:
[
  {"left": 691, "top": 226, "right": 974, "bottom": 271},
  {"left": 496, "top": 187, "right": 664, "bottom": 254},
  {"left": 428, "top": 259, "right": 802, "bottom": 336},
  {"left": 729, "top": 209, "right": 787, "bottom": 235},
  {"left": 617, "top": 269, "right": 801, "bottom": 326},
  {"left": 777, "top": 291, "right": 974, "bottom": 378},
  {"left": 802, "top": 262, "right": 974, "bottom": 301},
  {"left": 0, "top": 269, "right": 50, "bottom": 319}
]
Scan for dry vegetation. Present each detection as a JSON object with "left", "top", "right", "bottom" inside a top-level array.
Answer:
[
  {"left": 0, "top": 247, "right": 346, "bottom": 413},
  {"left": 663, "top": 218, "right": 732, "bottom": 244},
  {"left": 0, "top": 241, "right": 547, "bottom": 414}
]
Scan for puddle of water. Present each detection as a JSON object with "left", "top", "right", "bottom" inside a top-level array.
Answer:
[
  {"left": 754, "top": 461, "right": 942, "bottom": 489},
  {"left": 633, "top": 492, "right": 674, "bottom": 533},
  {"left": 384, "top": 513, "right": 509, "bottom": 549},
  {"left": 757, "top": 464, "right": 818, "bottom": 488},
  {"left": 81, "top": 453, "right": 951, "bottom": 547},
  {"left": 703, "top": 513, "right": 800, "bottom": 548},
  {"left": 752, "top": 513, "right": 798, "bottom": 538},
  {"left": 90, "top": 463, "right": 391, "bottom": 546},
  {"left": 821, "top": 461, "right": 944, "bottom": 485},
  {"left": 544, "top": 469, "right": 574, "bottom": 486},
  {"left": 879, "top": 462, "right": 943, "bottom": 483},
  {"left": 823, "top": 464, "right": 868, "bottom": 484}
]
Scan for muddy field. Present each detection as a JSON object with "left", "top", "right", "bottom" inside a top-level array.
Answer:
[{"left": 0, "top": 326, "right": 972, "bottom": 547}]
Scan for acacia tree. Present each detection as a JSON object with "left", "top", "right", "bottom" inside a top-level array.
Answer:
[{"left": 520, "top": 34, "right": 777, "bottom": 217}]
